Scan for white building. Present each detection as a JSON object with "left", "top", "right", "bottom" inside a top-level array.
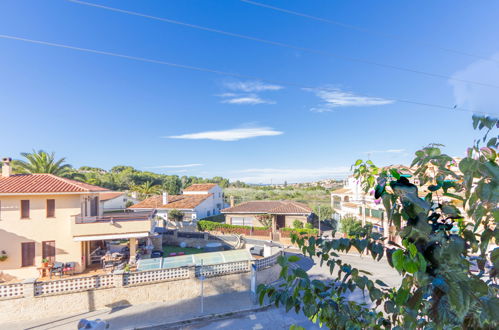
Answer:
[
  {"left": 99, "top": 192, "right": 139, "bottom": 212},
  {"left": 128, "top": 184, "right": 225, "bottom": 222},
  {"left": 331, "top": 176, "right": 389, "bottom": 237}
]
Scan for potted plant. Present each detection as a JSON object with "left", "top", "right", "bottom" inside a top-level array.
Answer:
[
  {"left": 41, "top": 258, "right": 49, "bottom": 267},
  {"left": 0, "top": 250, "right": 8, "bottom": 262}
]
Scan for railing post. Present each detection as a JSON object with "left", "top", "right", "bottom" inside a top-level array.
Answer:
[
  {"left": 22, "top": 278, "right": 36, "bottom": 298},
  {"left": 113, "top": 270, "right": 125, "bottom": 288},
  {"left": 173, "top": 229, "right": 178, "bottom": 239},
  {"left": 203, "top": 232, "right": 208, "bottom": 241},
  {"left": 188, "top": 266, "right": 196, "bottom": 279}
]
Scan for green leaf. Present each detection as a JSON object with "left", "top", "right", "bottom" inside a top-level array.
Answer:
[
  {"left": 408, "top": 243, "right": 417, "bottom": 258},
  {"left": 354, "top": 159, "right": 363, "bottom": 166},
  {"left": 392, "top": 249, "right": 405, "bottom": 272},
  {"left": 390, "top": 168, "right": 401, "bottom": 179},
  {"left": 403, "top": 258, "right": 419, "bottom": 274},
  {"left": 288, "top": 255, "right": 301, "bottom": 263}
]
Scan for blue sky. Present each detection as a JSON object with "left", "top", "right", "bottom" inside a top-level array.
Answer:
[{"left": 1, "top": 0, "right": 498, "bottom": 183}]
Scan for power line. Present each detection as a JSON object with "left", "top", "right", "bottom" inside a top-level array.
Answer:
[
  {"left": 241, "top": 0, "right": 499, "bottom": 65},
  {"left": 0, "top": 33, "right": 497, "bottom": 117},
  {"left": 65, "top": 0, "right": 499, "bottom": 89}
]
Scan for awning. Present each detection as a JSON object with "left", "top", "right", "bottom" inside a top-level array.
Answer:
[{"left": 73, "top": 232, "right": 152, "bottom": 242}]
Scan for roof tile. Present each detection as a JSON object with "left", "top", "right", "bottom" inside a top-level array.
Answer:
[
  {"left": 129, "top": 194, "right": 212, "bottom": 210},
  {"left": 222, "top": 200, "right": 311, "bottom": 215},
  {"left": 0, "top": 174, "right": 108, "bottom": 194}
]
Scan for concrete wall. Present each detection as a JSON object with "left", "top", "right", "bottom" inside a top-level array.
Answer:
[
  {"left": 0, "top": 264, "right": 281, "bottom": 322},
  {"left": 225, "top": 214, "right": 308, "bottom": 228},
  {"left": 0, "top": 194, "right": 95, "bottom": 280}
]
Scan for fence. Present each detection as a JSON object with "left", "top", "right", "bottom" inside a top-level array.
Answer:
[
  {"left": 0, "top": 251, "right": 282, "bottom": 300},
  {"left": 0, "top": 282, "right": 24, "bottom": 300},
  {"left": 34, "top": 274, "right": 115, "bottom": 296},
  {"left": 196, "top": 261, "right": 250, "bottom": 278},
  {"left": 255, "top": 251, "right": 283, "bottom": 271}
]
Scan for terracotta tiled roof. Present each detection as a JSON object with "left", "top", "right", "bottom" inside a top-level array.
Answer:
[
  {"left": 0, "top": 174, "right": 108, "bottom": 194},
  {"left": 183, "top": 184, "right": 217, "bottom": 192},
  {"left": 222, "top": 201, "right": 312, "bottom": 215},
  {"left": 128, "top": 194, "right": 212, "bottom": 210},
  {"left": 99, "top": 192, "right": 125, "bottom": 201},
  {"left": 331, "top": 188, "right": 351, "bottom": 194}
]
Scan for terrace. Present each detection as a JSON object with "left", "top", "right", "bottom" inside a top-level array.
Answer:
[{"left": 71, "top": 211, "right": 157, "bottom": 240}]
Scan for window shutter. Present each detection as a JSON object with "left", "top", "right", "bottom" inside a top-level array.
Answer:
[
  {"left": 21, "top": 242, "right": 35, "bottom": 267},
  {"left": 21, "top": 200, "right": 30, "bottom": 219},
  {"left": 46, "top": 199, "right": 55, "bottom": 217}
]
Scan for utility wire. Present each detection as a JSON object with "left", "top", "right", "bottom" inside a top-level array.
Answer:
[
  {"left": 1, "top": 34, "right": 497, "bottom": 117},
  {"left": 65, "top": 0, "right": 499, "bottom": 89},
  {"left": 241, "top": 0, "right": 498, "bottom": 65}
]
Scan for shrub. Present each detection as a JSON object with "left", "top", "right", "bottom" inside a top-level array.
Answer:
[
  {"left": 197, "top": 220, "right": 250, "bottom": 232},
  {"left": 293, "top": 219, "right": 304, "bottom": 229},
  {"left": 305, "top": 223, "right": 314, "bottom": 229},
  {"left": 281, "top": 227, "right": 318, "bottom": 235}
]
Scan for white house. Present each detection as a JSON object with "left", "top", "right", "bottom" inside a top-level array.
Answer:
[
  {"left": 128, "top": 184, "right": 225, "bottom": 222},
  {"left": 99, "top": 192, "right": 139, "bottom": 212}
]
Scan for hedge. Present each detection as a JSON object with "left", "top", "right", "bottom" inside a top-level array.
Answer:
[
  {"left": 197, "top": 220, "right": 268, "bottom": 232},
  {"left": 280, "top": 227, "right": 319, "bottom": 235}
]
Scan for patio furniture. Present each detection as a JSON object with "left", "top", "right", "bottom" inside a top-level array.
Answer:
[
  {"left": 63, "top": 262, "right": 76, "bottom": 276},
  {"left": 37, "top": 264, "right": 52, "bottom": 278},
  {"left": 169, "top": 253, "right": 177, "bottom": 257},
  {"left": 177, "top": 252, "right": 185, "bottom": 256},
  {"left": 50, "top": 262, "right": 64, "bottom": 278}
]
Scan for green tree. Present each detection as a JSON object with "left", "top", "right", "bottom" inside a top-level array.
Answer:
[
  {"left": 131, "top": 180, "right": 161, "bottom": 198},
  {"left": 168, "top": 209, "right": 184, "bottom": 225},
  {"left": 13, "top": 150, "right": 83, "bottom": 179},
  {"left": 163, "top": 176, "right": 182, "bottom": 195},
  {"left": 256, "top": 214, "right": 273, "bottom": 229},
  {"left": 313, "top": 205, "right": 332, "bottom": 221},
  {"left": 258, "top": 115, "right": 499, "bottom": 329}
]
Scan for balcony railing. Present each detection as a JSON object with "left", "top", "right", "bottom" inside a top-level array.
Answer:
[{"left": 74, "top": 211, "right": 156, "bottom": 224}]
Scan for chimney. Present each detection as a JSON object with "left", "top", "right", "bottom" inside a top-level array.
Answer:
[
  {"left": 2, "top": 157, "right": 12, "bottom": 178},
  {"left": 162, "top": 192, "right": 168, "bottom": 205},
  {"left": 229, "top": 196, "right": 235, "bottom": 208}
]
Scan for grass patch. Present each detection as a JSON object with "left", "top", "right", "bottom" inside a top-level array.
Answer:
[{"left": 162, "top": 245, "right": 203, "bottom": 256}]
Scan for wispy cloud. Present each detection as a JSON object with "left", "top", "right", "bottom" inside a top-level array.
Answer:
[
  {"left": 166, "top": 127, "right": 283, "bottom": 141},
  {"left": 230, "top": 166, "right": 350, "bottom": 184},
  {"left": 217, "top": 80, "right": 283, "bottom": 105},
  {"left": 365, "top": 149, "right": 405, "bottom": 154},
  {"left": 145, "top": 164, "right": 203, "bottom": 169},
  {"left": 306, "top": 87, "right": 394, "bottom": 112},
  {"left": 450, "top": 52, "right": 499, "bottom": 113},
  {"left": 221, "top": 94, "right": 275, "bottom": 105},
  {"left": 224, "top": 81, "right": 283, "bottom": 92}
]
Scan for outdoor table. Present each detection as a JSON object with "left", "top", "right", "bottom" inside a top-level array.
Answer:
[{"left": 37, "top": 265, "right": 52, "bottom": 278}]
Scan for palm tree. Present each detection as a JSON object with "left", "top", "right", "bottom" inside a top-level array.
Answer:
[
  {"left": 131, "top": 181, "right": 161, "bottom": 198},
  {"left": 13, "top": 150, "right": 82, "bottom": 179}
]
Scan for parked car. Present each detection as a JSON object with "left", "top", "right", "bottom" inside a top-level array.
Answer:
[{"left": 151, "top": 250, "right": 164, "bottom": 258}]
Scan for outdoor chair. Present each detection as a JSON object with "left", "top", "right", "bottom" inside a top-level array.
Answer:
[
  {"left": 169, "top": 252, "right": 177, "bottom": 257},
  {"left": 50, "top": 262, "right": 64, "bottom": 278},
  {"left": 63, "top": 262, "right": 76, "bottom": 276}
]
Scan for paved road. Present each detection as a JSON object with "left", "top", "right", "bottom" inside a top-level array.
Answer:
[
  {"left": 287, "top": 250, "right": 402, "bottom": 288},
  {"left": 180, "top": 307, "right": 321, "bottom": 330}
]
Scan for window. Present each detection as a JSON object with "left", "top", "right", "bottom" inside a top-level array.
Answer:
[
  {"left": 21, "top": 242, "right": 35, "bottom": 267},
  {"left": 207, "top": 211, "right": 211, "bottom": 217},
  {"left": 231, "top": 217, "right": 254, "bottom": 226},
  {"left": 21, "top": 200, "right": 30, "bottom": 219},
  {"left": 46, "top": 199, "right": 55, "bottom": 218},
  {"left": 42, "top": 241, "right": 56, "bottom": 263}
]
